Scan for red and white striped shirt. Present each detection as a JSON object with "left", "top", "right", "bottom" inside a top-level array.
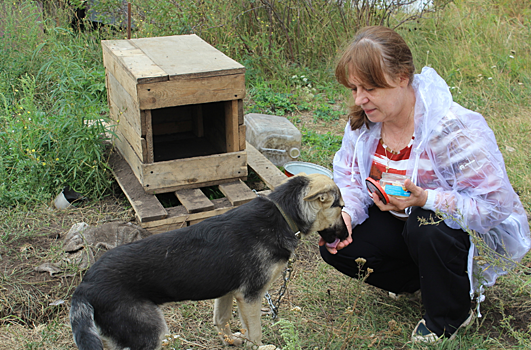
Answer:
[{"left": 369, "top": 137, "right": 414, "bottom": 181}]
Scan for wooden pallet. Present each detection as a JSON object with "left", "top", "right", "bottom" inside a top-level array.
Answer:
[{"left": 110, "top": 142, "right": 287, "bottom": 234}]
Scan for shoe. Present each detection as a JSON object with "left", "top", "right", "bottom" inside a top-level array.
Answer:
[
  {"left": 411, "top": 311, "right": 475, "bottom": 343},
  {"left": 411, "top": 319, "right": 440, "bottom": 343}
]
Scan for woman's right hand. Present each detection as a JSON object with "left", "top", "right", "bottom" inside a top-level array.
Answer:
[{"left": 319, "top": 211, "right": 353, "bottom": 254}]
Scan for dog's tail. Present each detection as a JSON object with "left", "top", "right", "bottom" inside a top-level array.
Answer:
[{"left": 70, "top": 291, "right": 104, "bottom": 350}]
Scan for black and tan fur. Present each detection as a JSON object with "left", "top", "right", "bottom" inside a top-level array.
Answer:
[{"left": 69, "top": 173, "right": 348, "bottom": 349}]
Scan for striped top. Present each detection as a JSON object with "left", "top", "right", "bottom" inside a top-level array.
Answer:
[{"left": 369, "top": 137, "right": 414, "bottom": 181}]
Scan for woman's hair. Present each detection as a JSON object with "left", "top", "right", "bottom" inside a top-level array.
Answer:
[{"left": 335, "top": 26, "right": 415, "bottom": 130}]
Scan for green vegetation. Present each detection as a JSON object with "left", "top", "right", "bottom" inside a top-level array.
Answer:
[
  {"left": 0, "top": 0, "right": 530, "bottom": 348},
  {"left": 0, "top": 2, "right": 113, "bottom": 208}
]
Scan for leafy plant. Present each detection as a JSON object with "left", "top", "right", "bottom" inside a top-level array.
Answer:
[
  {"left": 274, "top": 318, "right": 302, "bottom": 350},
  {"left": 299, "top": 130, "right": 342, "bottom": 168},
  {"left": 0, "top": 2, "right": 114, "bottom": 208},
  {"left": 313, "top": 104, "right": 343, "bottom": 123},
  {"left": 248, "top": 82, "right": 298, "bottom": 116}
]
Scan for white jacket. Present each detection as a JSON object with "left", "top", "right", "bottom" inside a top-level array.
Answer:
[{"left": 333, "top": 67, "right": 530, "bottom": 295}]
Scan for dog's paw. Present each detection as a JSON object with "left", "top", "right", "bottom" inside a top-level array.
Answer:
[{"left": 221, "top": 332, "right": 244, "bottom": 347}]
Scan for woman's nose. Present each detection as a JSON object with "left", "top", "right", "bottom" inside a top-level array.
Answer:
[{"left": 353, "top": 89, "right": 368, "bottom": 106}]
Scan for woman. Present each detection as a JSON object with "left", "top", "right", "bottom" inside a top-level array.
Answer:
[{"left": 319, "top": 26, "right": 530, "bottom": 343}]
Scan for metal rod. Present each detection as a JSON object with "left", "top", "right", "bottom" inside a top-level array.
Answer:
[{"left": 127, "top": 2, "right": 131, "bottom": 39}]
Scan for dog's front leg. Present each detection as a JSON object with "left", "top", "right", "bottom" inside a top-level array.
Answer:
[
  {"left": 235, "top": 293, "right": 263, "bottom": 348},
  {"left": 214, "top": 293, "right": 244, "bottom": 346}
]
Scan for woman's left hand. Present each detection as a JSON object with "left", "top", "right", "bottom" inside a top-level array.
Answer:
[{"left": 372, "top": 179, "right": 428, "bottom": 211}]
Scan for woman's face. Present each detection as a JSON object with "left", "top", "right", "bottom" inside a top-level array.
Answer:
[{"left": 348, "top": 70, "right": 410, "bottom": 125}]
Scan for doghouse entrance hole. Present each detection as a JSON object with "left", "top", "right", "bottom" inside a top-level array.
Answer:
[{"left": 151, "top": 101, "right": 227, "bottom": 162}]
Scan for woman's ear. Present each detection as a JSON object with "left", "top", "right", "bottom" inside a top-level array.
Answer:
[{"left": 399, "top": 74, "right": 410, "bottom": 87}]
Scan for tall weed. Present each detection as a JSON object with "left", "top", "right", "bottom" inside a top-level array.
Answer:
[
  {"left": 92, "top": 0, "right": 449, "bottom": 83},
  {"left": 0, "top": 1, "right": 114, "bottom": 208},
  {"left": 402, "top": 0, "right": 531, "bottom": 114}
]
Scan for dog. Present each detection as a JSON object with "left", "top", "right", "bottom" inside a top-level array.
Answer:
[{"left": 69, "top": 173, "right": 348, "bottom": 350}]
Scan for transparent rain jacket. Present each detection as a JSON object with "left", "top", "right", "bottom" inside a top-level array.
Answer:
[{"left": 333, "top": 67, "right": 530, "bottom": 298}]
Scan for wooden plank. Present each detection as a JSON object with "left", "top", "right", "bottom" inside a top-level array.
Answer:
[
  {"left": 102, "top": 42, "right": 140, "bottom": 101},
  {"left": 132, "top": 35, "right": 245, "bottom": 80},
  {"left": 109, "top": 99, "right": 144, "bottom": 162},
  {"left": 141, "top": 151, "right": 248, "bottom": 193},
  {"left": 102, "top": 39, "right": 169, "bottom": 84},
  {"left": 225, "top": 100, "right": 239, "bottom": 153},
  {"left": 238, "top": 99, "right": 244, "bottom": 125},
  {"left": 144, "top": 110, "right": 154, "bottom": 163},
  {"left": 188, "top": 218, "right": 206, "bottom": 226},
  {"left": 239, "top": 124, "right": 246, "bottom": 151},
  {"left": 139, "top": 190, "right": 270, "bottom": 234},
  {"left": 218, "top": 180, "right": 256, "bottom": 206},
  {"left": 175, "top": 188, "right": 214, "bottom": 213},
  {"left": 246, "top": 142, "right": 287, "bottom": 190},
  {"left": 141, "top": 138, "right": 148, "bottom": 161},
  {"left": 109, "top": 152, "right": 167, "bottom": 223},
  {"left": 112, "top": 130, "right": 145, "bottom": 185},
  {"left": 137, "top": 73, "right": 245, "bottom": 110},
  {"left": 140, "top": 197, "right": 234, "bottom": 233},
  {"left": 106, "top": 71, "right": 142, "bottom": 135},
  {"left": 120, "top": 53, "right": 169, "bottom": 84},
  {"left": 146, "top": 177, "right": 246, "bottom": 195}
]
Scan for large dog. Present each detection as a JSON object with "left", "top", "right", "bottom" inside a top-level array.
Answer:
[{"left": 70, "top": 173, "right": 348, "bottom": 350}]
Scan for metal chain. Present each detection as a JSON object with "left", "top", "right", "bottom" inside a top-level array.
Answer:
[{"left": 264, "top": 256, "right": 295, "bottom": 320}]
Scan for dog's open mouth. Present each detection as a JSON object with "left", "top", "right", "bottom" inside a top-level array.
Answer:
[{"left": 325, "top": 238, "right": 340, "bottom": 250}]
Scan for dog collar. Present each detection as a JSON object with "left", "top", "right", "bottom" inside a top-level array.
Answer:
[{"left": 268, "top": 199, "right": 301, "bottom": 239}]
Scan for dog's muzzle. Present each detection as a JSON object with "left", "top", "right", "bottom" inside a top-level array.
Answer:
[{"left": 317, "top": 218, "right": 349, "bottom": 250}]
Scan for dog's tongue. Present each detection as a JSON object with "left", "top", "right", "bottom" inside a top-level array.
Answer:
[{"left": 325, "top": 238, "right": 340, "bottom": 250}]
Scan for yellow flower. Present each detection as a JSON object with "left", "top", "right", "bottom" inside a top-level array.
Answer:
[
  {"left": 56, "top": 158, "right": 59, "bottom": 161},
  {"left": 42, "top": 162, "right": 46, "bottom": 166},
  {"left": 355, "top": 257, "right": 367, "bottom": 265},
  {"left": 32, "top": 149, "right": 35, "bottom": 152}
]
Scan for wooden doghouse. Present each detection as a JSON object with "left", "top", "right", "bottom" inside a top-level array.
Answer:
[
  {"left": 102, "top": 34, "right": 247, "bottom": 194},
  {"left": 102, "top": 34, "right": 288, "bottom": 232}
]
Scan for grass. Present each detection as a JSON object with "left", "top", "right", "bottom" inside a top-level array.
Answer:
[
  {"left": 0, "top": 1, "right": 115, "bottom": 208},
  {"left": 0, "top": 0, "right": 530, "bottom": 349}
]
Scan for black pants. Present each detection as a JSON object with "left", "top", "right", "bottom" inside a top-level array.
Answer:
[{"left": 320, "top": 205, "right": 471, "bottom": 337}]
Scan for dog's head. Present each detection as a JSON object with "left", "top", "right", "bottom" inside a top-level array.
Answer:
[{"left": 302, "top": 174, "right": 349, "bottom": 248}]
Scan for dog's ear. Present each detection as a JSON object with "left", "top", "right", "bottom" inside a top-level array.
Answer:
[
  {"left": 304, "top": 182, "right": 335, "bottom": 203},
  {"left": 280, "top": 172, "right": 308, "bottom": 185}
]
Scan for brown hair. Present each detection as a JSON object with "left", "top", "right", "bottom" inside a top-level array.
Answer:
[{"left": 335, "top": 26, "right": 415, "bottom": 130}]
